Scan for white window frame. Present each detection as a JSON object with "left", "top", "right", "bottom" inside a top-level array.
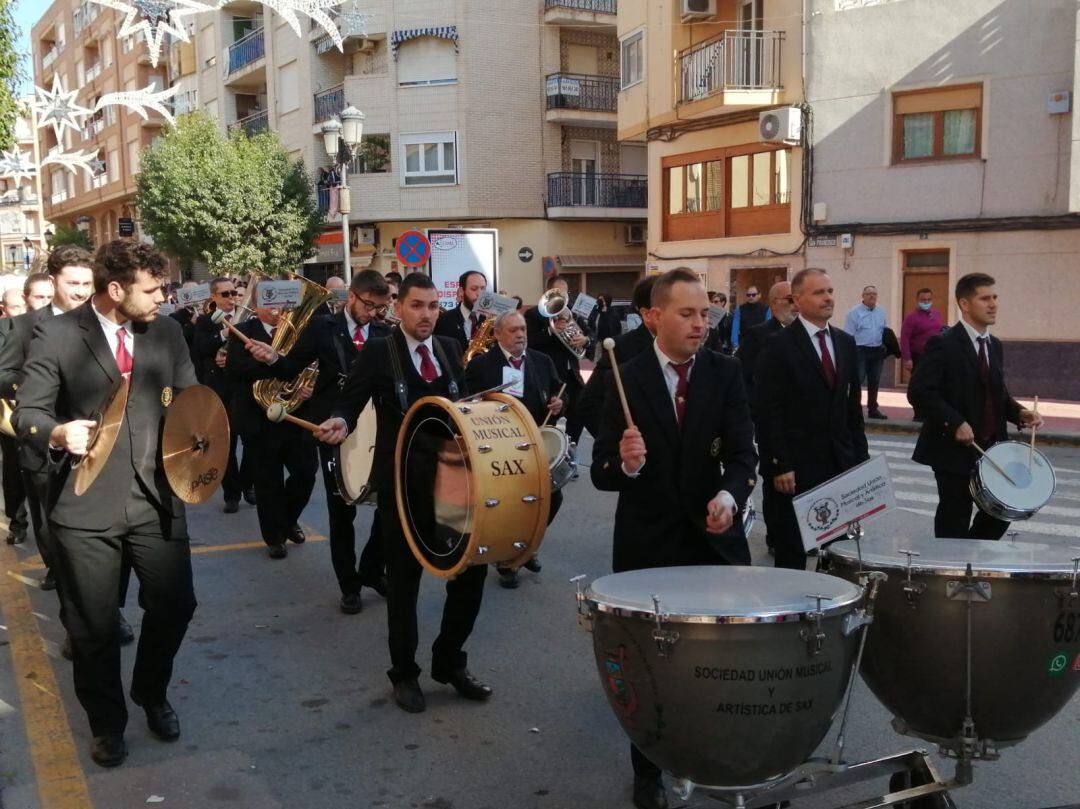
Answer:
[
  {"left": 399, "top": 131, "right": 458, "bottom": 188},
  {"left": 620, "top": 28, "right": 644, "bottom": 90}
]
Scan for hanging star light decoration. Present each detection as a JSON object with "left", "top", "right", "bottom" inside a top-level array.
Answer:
[
  {"left": 335, "top": 0, "right": 372, "bottom": 38},
  {"left": 0, "top": 149, "right": 39, "bottom": 183},
  {"left": 258, "top": 0, "right": 346, "bottom": 52},
  {"left": 32, "top": 75, "right": 93, "bottom": 141},
  {"left": 97, "top": 83, "right": 180, "bottom": 126},
  {"left": 42, "top": 148, "right": 105, "bottom": 180},
  {"left": 89, "top": 0, "right": 213, "bottom": 67}
]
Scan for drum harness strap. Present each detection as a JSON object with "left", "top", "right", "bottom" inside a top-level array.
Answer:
[{"left": 384, "top": 331, "right": 459, "bottom": 416}]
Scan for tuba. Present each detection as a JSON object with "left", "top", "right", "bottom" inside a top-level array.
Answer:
[
  {"left": 537, "top": 288, "right": 587, "bottom": 359},
  {"left": 251, "top": 273, "right": 333, "bottom": 415}
]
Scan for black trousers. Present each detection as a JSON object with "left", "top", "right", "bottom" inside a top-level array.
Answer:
[
  {"left": 51, "top": 486, "right": 196, "bottom": 736},
  {"left": 933, "top": 470, "right": 1009, "bottom": 540},
  {"left": 317, "top": 442, "right": 384, "bottom": 595},
  {"left": 376, "top": 491, "right": 487, "bottom": 684},
  {"left": 1, "top": 434, "right": 27, "bottom": 539},
  {"left": 21, "top": 466, "right": 53, "bottom": 569},
  {"left": 564, "top": 379, "right": 585, "bottom": 445},
  {"left": 221, "top": 431, "right": 253, "bottom": 502},
  {"left": 248, "top": 425, "right": 318, "bottom": 546},
  {"left": 760, "top": 471, "right": 781, "bottom": 550}
]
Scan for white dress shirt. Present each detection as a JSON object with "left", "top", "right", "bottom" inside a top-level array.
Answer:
[
  {"left": 344, "top": 310, "right": 369, "bottom": 343},
  {"left": 50, "top": 304, "right": 64, "bottom": 317},
  {"left": 959, "top": 317, "right": 990, "bottom": 358},
  {"left": 799, "top": 314, "right": 835, "bottom": 362},
  {"left": 402, "top": 331, "right": 442, "bottom": 377},
  {"left": 91, "top": 301, "right": 134, "bottom": 361}
]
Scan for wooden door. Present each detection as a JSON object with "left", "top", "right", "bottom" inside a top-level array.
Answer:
[{"left": 899, "top": 249, "right": 950, "bottom": 384}]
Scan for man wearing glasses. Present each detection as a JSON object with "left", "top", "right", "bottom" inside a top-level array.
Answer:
[
  {"left": 191, "top": 278, "right": 255, "bottom": 513},
  {"left": 733, "top": 285, "right": 769, "bottom": 349},
  {"left": 242, "top": 270, "right": 392, "bottom": 612}
]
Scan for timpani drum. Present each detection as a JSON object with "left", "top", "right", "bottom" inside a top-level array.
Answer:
[
  {"left": 395, "top": 393, "right": 552, "bottom": 578},
  {"left": 970, "top": 440, "right": 1056, "bottom": 521},
  {"left": 329, "top": 401, "right": 377, "bottom": 504}
]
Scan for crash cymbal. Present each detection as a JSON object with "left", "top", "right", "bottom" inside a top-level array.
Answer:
[
  {"left": 162, "top": 385, "right": 231, "bottom": 505},
  {"left": 73, "top": 378, "right": 129, "bottom": 497}
]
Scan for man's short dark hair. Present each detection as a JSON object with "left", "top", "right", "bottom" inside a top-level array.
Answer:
[
  {"left": 651, "top": 268, "right": 702, "bottom": 308},
  {"left": 47, "top": 245, "right": 93, "bottom": 277},
  {"left": 545, "top": 274, "right": 566, "bottom": 291},
  {"left": 210, "top": 276, "right": 234, "bottom": 293},
  {"left": 24, "top": 272, "right": 51, "bottom": 297},
  {"left": 863, "top": 285, "right": 877, "bottom": 293},
  {"left": 955, "top": 273, "right": 995, "bottom": 301},
  {"left": 916, "top": 287, "right": 933, "bottom": 297},
  {"left": 458, "top": 270, "right": 485, "bottom": 288},
  {"left": 384, "top": 271, "right": 403, "bottom": 284},
  {"left": 351, "top": 269, "right": 389, "bottom": 297},
  {"left": 791, "top": 268, "right": 828, "bottom": 295},
  {"left": 398, "top": 271, "right": 436, "bottom": 300},
  {"left": 631, "top": 275, "right": 657, "bottom": 313},
  {"left": 93, "top": 240, "right": 167, "bottom": 294}
]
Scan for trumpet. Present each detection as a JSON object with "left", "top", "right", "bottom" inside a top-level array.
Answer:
[{"left": 537, "top": 289, "right": 587, "bottom": 359}]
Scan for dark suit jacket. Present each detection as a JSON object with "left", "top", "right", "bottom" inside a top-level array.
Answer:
[
  {"left": 755, "top": 318, "right": 869, "bottom": 491},
  {"left": 591, "top": 347, "right": 757, "bottom": 572},
  {"left": 737, "top": 317, "right": 784, "bottom": 403},
  {"left": 0, "top": 306, "right": 56, "bottom": 472},
  {"left": 170, "top": 307, "right": 197, "bottom": 346},
  {"left": 464, "top": 346, "right": 563, "bottom": 425},
  {"left": 190, "top": 312, "right": 235, "bottom": 401},
  {"left": 433, "top": 306, "right": 485, "bottom": 357},
  {"left": 908, "top": 325, "right": 1022, "bottom": 475},
  {"left": 12, "top": 302, "right": 198, "bottom": 531},
  {"left": 577, "top": 323, "right": 653, "bottom": 438},
  {"left": 523, "top": 306, "right": 588, "bottom": 388},
  {"left": 331, "top": 329, "right": 465, "bottom": 493}
]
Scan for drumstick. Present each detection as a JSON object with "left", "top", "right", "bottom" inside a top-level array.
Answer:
[
  {"left": 1029, "top": 396, "right": 1039, "bottom": 469},
  {"left": 210, "top": 308, "right": 252, "bottom": 346},
  {"left": 540, "top": 383, "right": 567, "bottom": 429},
  {"left": 972, "top": 442, "right": 1017, "bottom": 486},
  {"left": 266, "top": 403, "right": 321, "bottom": 433},
  {"left": 602, "top": 338, "right": 634, "bottom": 429}
]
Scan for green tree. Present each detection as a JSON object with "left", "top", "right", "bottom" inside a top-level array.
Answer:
[
  {"left": 0, "top": 0, "right": 24, "bottom": 150},
  {"left": 135, "top": 114, "right": 324, "bottom": 276},
  {"left": 47, "top": 223, "right": 91, "bottom": 249}
]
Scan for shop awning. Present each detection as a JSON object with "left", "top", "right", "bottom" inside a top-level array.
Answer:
[{"left": 556, "top": 254, "right": 645, "bottom": 270}]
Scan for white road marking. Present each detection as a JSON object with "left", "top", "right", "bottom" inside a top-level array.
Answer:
[{"left": 897, "top": 506, "right": 1080, "bottom": 538}]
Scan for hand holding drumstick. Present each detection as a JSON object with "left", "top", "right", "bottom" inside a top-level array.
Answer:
[{"left": 603, "top": 338, "right": 645, "bottom": 475}]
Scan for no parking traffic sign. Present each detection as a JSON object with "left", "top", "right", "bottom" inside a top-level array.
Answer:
[{"left": 396, "top": 229, "right": 431, "bottom": 267}]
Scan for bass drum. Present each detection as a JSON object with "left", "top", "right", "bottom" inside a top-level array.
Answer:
[
  {"left": 824, "top": 535, "right": 1080, "bottom": 751},
  {"left": 581, "top": 566, "right": 865, "bottom": 788},
  {"left": 395, "top": 393, "right": 551, "bottom": 578},
  {"left": 330, "top": 402, "right": 377, "bottom": 504}
]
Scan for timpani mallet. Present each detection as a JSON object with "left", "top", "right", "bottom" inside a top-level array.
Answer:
[
  {"left": 602, "top": 338, "right": 635, "bottom": 429},
  {"left": 210, "top": 308, "right": 253, "bottom": 347},
  {"left": 266, "top": 403, "right": 322, "bottom": 433}
]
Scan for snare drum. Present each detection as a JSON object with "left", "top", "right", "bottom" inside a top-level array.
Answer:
[
  {"left": 395, "top": 393, "right": 551, "bottom": 578},
  {"left": 824, "top": 535, "right": 1080, "bottom": 752},
  {"left": 580, "top": 566, "right": 865, "bottom": 788},
  {"left": 329, "top": 402, "right": 377, "bottom": 505},
  {"left": 539, "top": 426, "right": 577, "bottom": 491},
  {"left": 970, "top": 440, "right": 1056, "bottom": 521}
]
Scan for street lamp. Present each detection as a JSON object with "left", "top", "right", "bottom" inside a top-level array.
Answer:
[
  {"left": 44, "top": 228, "right": 54, "bottom": 247},
  {"left": 320, "top": 104, "right": 365, "bottom": 284},
  {"left": 22, "top": 237, "right": 33, "bottom": 270}
]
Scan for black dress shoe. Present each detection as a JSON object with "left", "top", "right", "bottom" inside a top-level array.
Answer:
[
  {"left": 268, "top": 543, "right": 288, "bottom": 560},
  {"left": 868, "top": 409, "right": 889, "bottom": 420},
  {"left": 5, "top": 529, "right": 25, "bottom": 545},
  {"left": 340, "top": 592, "right": 362, "bottom": 614},
  {"left": 361, "top": 574, "right": 389, "bottom": 598},
  {"left": 116, "top": 612, "right": 135, "bottom": 646},
  {"left": 632, "top": 775, "right": 668, "bottom": 809},
  {"left": 392, "top": 679, "right": 426, "bottom": 713},
  {"left": 41, "top": 569, "right": 57, "bottom": 591},
  {"left": 432, "top": 669, "right": 492, "bottom": 701},
  {"left": 223, "top": 499, "right": 239, "bottom": 514},
  {"left": 243, "top": 487, "right": 257, "bottom": 505},
  {"left": 91, "top": 733, "right": 127, "bottom": 767},
  {"left": 131, "top": 693, "right": 180, "bottom": 741},
  {"left": 523, "top": 556, "right": 542, "bottom": 574},
  {"left": 287, "top": 524, "right": 306, "bottom": 544},
  {"left": 497, "top": 568, "right": 519, "bottom": 589}
]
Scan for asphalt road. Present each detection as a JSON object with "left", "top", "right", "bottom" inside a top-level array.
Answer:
[{"left": 1, "top": 434, "right": 1079, "bottom": 809}]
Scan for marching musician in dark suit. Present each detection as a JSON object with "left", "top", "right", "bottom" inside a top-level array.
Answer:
[
  {"left": 13, "top": 240, "right": 199, "bottom": 767},
  {"left": 592, "top": 268, "right": 757, "bottom": 809},
  {"left": 755, "top": 268, "right": 869, "bottom": 571},
  {"left": 737, "top": 281, "right": 792, "bottom": 404},
  {"left": 253, "top": 270, "right": 392, "bottom": 612},
  {"left": 226, "top": 284, "right": 318, "bottom": 559},
  {"left": 301, "top": 273, "right": 491, "bottom": 714},
  {"left": 433, "top": 270, "right": 487, "bottom": 356},
  {"left": 464, "top": 309, "right": 565, "bottom": 588},
  {"left": 907, "top": 273, "right": 1042, "bottom": 539},
  {"left": 525, "top": 275, "right": 591, "bottom": 446},
  {"left": 578, "top": 275, "right": 656, "bottom": 439},
  {"left": 190, "top": 277, "right": 254, "bottom": 513}
]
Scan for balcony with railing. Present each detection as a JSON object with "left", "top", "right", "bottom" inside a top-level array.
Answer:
[
  {"left": 84, "top": 61, "right": 103, "bottom": 82},
  {"left": 544, "top": 0, "right": 616, "bottom": 28},
  {"left": 232, "top": 110, "right": 269, "bottom": 138},
  {"left": 677, "top": 29, "right": 784, "bottom": 108},
  {"left": 227, "top": 28, "right": 265, "bottom": 76},
  {"left": 545, "top": 73, "right": 617, "bottom": 127},
  {"left": 41, "top": 45, "right": 61, "bottom": 70},
  {"left": 172, "top": 89, "right": 199, "bottom": 116},
  {"left": 314, "top": 84, "right": 344, "bottom": 123},
  {"left": 73, "top": 2, "right": 100, "bottom": 35},
  {"left": 546, "top": 172, "right": 647, "bottom": 219}
]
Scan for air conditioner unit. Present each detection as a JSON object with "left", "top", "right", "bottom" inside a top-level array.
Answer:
[
  {"left": 355, "top": 38, "right": 376, "bottom": 53},
  {"left": 681, "top": 0, "right": 716, "bottom": 21},
  {"left": 759, "top": 107, "right": 802, "bottom": 144},
  {"left": 625, "top": 224, "right": 646, "bottom": 245}
]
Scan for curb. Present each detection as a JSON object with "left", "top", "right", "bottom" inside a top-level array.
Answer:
[{"left": 866, "top": 421, "right": 1080, "bottom": 448}]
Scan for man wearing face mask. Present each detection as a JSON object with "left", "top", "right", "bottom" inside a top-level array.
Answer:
[{"left": 900, "top": 287, "right": 944, "bottom": 376}]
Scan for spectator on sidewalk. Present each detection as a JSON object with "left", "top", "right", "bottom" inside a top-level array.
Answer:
[
  {"left": 705, "top": 291, "right": 734, "bottom": 354},
  {"left": 900, "top": 287, "right": 945, "bottom": 374},
  {"left": 845, "top": 285, "right": 889, "bottom": 420},
  {"left": 732, "top": 286, "right": 768, "bottom": 348}
]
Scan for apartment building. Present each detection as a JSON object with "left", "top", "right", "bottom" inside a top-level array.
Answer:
[
  {"left": 0, "top": 101, "right": 49, "bottom": 274},
  {"left": 31, "top": 0, "right": 172, "bottom": 251},
  {"left": 189, "top": 0, "right": 647, "bottom": 301}
]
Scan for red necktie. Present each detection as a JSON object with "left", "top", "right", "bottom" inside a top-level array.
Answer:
[
  {"left": 115, "top": 327, "right": 133, "bottom": 378},
  {"left": 469, "top": 312, "right": 479, "bottom": 336},
  {"left": 816, "top": 330, "right": 837, "bottom": 390},
  {"left": 352, "top": 324, "right": 365, "bottom": 350},
  {"left": 977, "top": 336, "right": 997, "bottom": 443},
  {"left": 669, "top": 360, "right": 691, "bottom": 427},
  {"left": 509, "top": 355, "right": 524, "bottom": 370},
  {"left": 416, "top": 344, "right": 437, "bottom": 383}
]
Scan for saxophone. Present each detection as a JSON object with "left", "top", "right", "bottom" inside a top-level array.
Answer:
[{"left": 463, "top": 317, "right": 496, "bottom": 365}]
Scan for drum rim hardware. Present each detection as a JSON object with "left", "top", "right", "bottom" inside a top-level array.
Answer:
[{"left": 650, "top": 594, "right": 680, "bottom": 657}]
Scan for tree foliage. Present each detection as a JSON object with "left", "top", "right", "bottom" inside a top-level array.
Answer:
[
  {"left": 48, "top": 223, "right": 91, "bottom": 249},
  {"left": 135, "top": 114, "right": 324, "bottom": 276},
  {"left": 0, "top": 0, "right": 24, "bottom": 150}
]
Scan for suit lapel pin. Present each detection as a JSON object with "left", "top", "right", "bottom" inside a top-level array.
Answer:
[
  {"left": 161, "top": 386, "right": 173, "bottom": 407},
  {"left": 710, "top": 437, "right": 722, "bottom": 458}
]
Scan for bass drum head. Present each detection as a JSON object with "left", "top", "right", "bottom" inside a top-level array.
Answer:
[
  {"left": 398, "top": 402, "right": 474, "bottom": 574},
  {"left": 335, "top": 402, "right": 377, "bottom": 504}
]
